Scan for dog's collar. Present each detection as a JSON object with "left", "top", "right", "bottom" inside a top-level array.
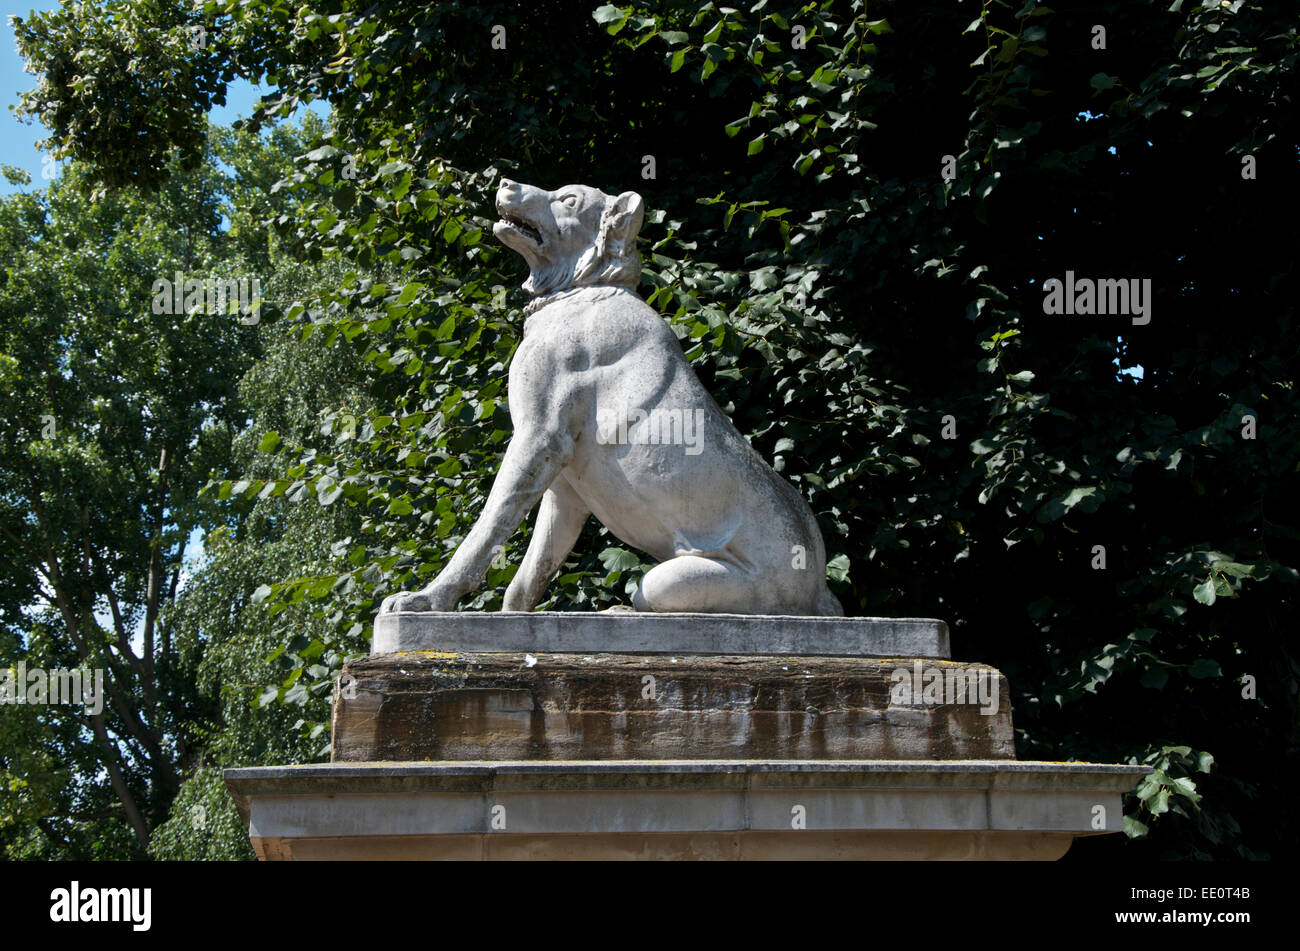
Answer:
[{"left": 521, "top": 283, "right": 630, "bottom": 318}]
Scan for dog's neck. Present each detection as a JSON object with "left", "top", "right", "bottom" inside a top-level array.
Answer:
[{"left": 521, "top": 283, "right": 632, "bottom": 323}]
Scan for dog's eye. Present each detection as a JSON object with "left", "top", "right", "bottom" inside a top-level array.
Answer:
[{"left": 560, "top": 194, "right": 578, "bottom": 207}]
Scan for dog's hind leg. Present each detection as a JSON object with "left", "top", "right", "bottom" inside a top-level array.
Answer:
[
  {"left": 502, "top": 474, "right": 589, "bottom": 612},
  {"left": 632, "top": 554, "right": 759, "bottom": 614}
]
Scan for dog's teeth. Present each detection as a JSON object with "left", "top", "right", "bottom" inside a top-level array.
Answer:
[{"left": 500, "top": 214, "right": 541, "bottom": 243}]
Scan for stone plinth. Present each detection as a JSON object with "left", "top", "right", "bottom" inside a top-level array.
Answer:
[
  {"left": 228, "top": 612, "right": 1148, "bottom": 860},
  {"left": 371, "top": 611, "right": 949, "bottom": 657},
  {"left": 332, "top": 651, "right": 1013, "bottom": 762},
  {"left": 223, "top": 760, "right": 1149, "bottom": 861}
]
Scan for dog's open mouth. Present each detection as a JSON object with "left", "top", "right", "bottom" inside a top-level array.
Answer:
[{"left": 498, "top": 213, "right": 543, "bottom": 245}]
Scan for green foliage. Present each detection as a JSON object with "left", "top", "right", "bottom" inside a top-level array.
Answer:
[
  {"left": 0, "top": 116, "right": 344, "bottom": 858},
  {"left": 0, "top": 145, "right": 259, "bottom": 856},
  {"left": 13, "top": 0, "right": 238, "bottom": 196},
  {"left": 13, "top": 0, "right": 1300, "bottom": 860},
  {"left": 147, "top": 767, "right": 252, "bottom": 861}
]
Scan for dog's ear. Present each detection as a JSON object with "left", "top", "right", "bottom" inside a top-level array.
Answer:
[{"left": 601, "top": 191, "right": 644, "bottom": 259}]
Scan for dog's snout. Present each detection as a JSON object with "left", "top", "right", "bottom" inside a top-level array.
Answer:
[{"left": 496, "top": 179, "right": 523, "bottom": 212}]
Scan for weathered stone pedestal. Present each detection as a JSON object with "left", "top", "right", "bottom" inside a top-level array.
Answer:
[
  {"left": 330, "top": 651, "right": 1013, "bottom": 762},
  {"left": 224, "top": 612, "right": 1146, "bottom": 860}
]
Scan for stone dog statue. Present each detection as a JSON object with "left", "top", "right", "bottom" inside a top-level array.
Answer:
[{"left": 379, "top": 179, "right": 842, "bottom": 616}]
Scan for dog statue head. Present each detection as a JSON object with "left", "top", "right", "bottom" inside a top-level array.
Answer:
[{"left": 493, "top": 179, "right": 644, "bottom": 297}]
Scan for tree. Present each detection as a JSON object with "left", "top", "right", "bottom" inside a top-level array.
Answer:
[
  {"left": 149, "top": 268, "right": 374, "bottom": 861},
  {"left": 14, "top": 0, "right": 1299, "bottom": 859},
  {"left": 0, "top": 117, "right": 336, "bottom": 857}
]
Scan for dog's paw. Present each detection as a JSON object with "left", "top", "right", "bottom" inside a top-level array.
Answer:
[
  {"left": 379, "top": 582, "right": 460, "bottom": 614},
  {"left": 379, "top": 590, "right": 433, "bottom": 614}
]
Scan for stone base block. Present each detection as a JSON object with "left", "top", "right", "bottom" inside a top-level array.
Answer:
[
  {"left": 371, "top": 611, "right": 949, "bottom": 658},
  {"left": 223, "top": 760, "right": 1148, "bottom": 861},
  {"left": 332, "top": 652, "right": 1013, "bottom": 762},
  {"left": 252, "top": 830, "right": 1078, "bottom": 861}
]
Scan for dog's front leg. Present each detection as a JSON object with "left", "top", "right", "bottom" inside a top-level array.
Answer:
[
  {"left": 379, "top": 426, "right": 576, "bottom": 613},
  {"left": 502, "top": 474, "right": 589, "bottom": 612}
]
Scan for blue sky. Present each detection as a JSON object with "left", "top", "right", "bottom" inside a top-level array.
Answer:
[{"left": 1, "top": 2, "right": 60, "bottom": 192}]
